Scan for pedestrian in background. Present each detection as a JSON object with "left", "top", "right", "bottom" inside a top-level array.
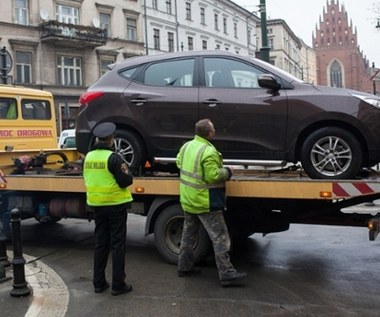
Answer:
[
  {"left": 176, "top": 118, "right": 247, "bottom": 286},
  {"left": 83, "top": 122, "right": 134, "bottom": 296}
]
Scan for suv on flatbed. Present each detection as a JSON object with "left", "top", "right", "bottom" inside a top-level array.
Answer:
[{"left": 76, "top": 50, "right": 380, "bottom": 179}]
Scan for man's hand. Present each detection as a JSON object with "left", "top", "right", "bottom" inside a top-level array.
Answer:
[{"left": 121, "top": 163, "right": 129, "bottom": 174}]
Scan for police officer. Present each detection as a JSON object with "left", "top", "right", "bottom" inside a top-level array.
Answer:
[
  {"left": 176, "top": 118, "right": 247, "bottom": 286},
  {"left": 83, "top": 122, "right": 134, "bottom": 296}
]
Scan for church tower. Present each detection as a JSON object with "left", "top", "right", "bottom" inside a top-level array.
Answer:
[{"left": 313, "top": 0, "right": 373, "bottom": 93}]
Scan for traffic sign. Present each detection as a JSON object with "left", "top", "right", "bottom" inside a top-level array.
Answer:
[{"left": 370, "top": 68, "right": 380, "bottom": 81}]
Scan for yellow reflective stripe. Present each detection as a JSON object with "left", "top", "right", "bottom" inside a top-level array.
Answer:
[
  {"left": 180, "top": 169, "right": 203, "bottom": 180},
  {"left": 86, "top": 186, "right": 122, "bottom": 193},
  {"left": 180, "top": 178, "right": 225, "bottom": 189},
  {"left": 180, "top": 144, "right": 208, "bottom": 180}
]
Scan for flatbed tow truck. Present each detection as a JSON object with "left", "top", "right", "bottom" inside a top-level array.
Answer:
[
  {"left": 1, "top": 155, "right": 380, "bottom": 264},
  {"left": 1, "top": 84, "right": 380, "bottom": 264}
]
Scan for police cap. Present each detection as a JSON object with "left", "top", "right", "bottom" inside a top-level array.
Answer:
[{"left": 93, "top": 122, "right": 116, "bottom": 139}]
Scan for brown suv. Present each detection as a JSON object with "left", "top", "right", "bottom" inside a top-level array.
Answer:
[{"left": 76, "top": 51, "right": 380, "bottom": 179}]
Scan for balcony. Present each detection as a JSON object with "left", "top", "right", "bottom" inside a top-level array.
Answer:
[{"left": 40, "top": 20, "right": 107, "bottom": 48}]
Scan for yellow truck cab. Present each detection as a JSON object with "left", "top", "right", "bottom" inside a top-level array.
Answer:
[{"left": 0, "top": 84, "right": 57, "bottom": 151}]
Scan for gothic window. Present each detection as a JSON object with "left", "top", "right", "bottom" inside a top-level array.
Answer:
[{"left": 329, "top": 60, "right": 343, "bottom": 88}]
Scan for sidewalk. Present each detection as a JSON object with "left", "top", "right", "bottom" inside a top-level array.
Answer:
[{"left": 0, "top": 252, "right": 69, "bottom": 317}]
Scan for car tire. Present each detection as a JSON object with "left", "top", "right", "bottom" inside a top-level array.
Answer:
[
  {"left": 300, "top": 127, "right": 362, "bottom": 179},
  {"left": 114, "top": 130, "right": 146, "bottom": 174},
  {"left": 153, "top": 204, "right": 211, "bottom": 265}
]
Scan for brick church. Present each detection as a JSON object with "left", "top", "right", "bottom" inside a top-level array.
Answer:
[{"left": 313, "top": 0, "right": 374, "bottom": 93}]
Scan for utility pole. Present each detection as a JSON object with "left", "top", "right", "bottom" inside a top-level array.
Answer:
[{"left": 259, "top": 0, "right": 270, "bottom": 63}]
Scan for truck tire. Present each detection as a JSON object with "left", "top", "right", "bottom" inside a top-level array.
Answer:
[{"left": 153, "top": 204, "right": 211, "bottom": 265}]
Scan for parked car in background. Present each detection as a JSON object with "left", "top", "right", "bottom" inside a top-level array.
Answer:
[
  {"left": 58, "top": 129, "right": 76, "bottom": 149},
  {"left": 76, "top": 50, "right": 380, "bottom": 179}
]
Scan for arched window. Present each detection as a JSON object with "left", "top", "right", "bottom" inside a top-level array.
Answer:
[{"left": 329, "top": 60, "right": 343, "bottom": 88}]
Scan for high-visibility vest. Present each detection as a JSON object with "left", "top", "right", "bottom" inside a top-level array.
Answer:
[
  {"left": 83, "top": 149, "right": 133, "bottom": 206},
  {"left": 177, "top": 135, "right": 228, "bottom": 214}
]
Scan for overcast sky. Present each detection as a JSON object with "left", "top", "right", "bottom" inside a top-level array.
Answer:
[{"left": 232, "top": 0, "right": 380, "bottom": 69}]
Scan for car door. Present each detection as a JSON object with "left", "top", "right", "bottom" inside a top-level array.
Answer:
[
  {"left": 198, "top": 56, "right": 288, "bottom": 161},
  {"left": 122, "top": 57, "right": 198, "bottom": 158}
]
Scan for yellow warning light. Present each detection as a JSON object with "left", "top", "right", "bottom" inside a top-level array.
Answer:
[
  {"left": 0, "top": 184, "right": 6, "bottom": 189},
  {"left": 320, "top": 191, "right": 332, "bottom": 198},
  {"left": 135, "top": 186, "right": 145, "bottom": 193},
  {"left": 368, "top": 221, "right": 377, "bottom": 231}
]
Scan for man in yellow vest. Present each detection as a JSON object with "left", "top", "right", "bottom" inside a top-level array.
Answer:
[
  {"left": 176, "top": 119, "right": 247, "bottom": 287},
  {"left": 83, "top": 122, "right": 134, "bottom": 296}
]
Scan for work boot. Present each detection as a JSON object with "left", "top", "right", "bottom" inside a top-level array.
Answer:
[
  {"left": 94, "top": 282, "right": 110, "bottom": 293},
  {"left": 220, "top": 271, "right": 247, "bottom": 287},
  {"left": 111, "top": 283, "right": 133, "bottom": 296},
  {"left": 178, "top": 266, "right": 202, "bottom": 277}
]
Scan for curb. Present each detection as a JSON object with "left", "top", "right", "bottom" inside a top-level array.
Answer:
[{"left": 7, "top": 252, "right": 69, "bottom": 317}]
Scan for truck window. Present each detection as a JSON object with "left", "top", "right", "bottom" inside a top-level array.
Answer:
[
  {"left": 0, "top": 98, "right": 17, "bottom": 119},
  {"left": 22, "top": 100, "right": 51, "bottom": 120}
]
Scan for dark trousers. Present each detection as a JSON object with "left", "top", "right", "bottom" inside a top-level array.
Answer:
[{"left": 93, "top": 204, "right": 128, "bottom": 290}]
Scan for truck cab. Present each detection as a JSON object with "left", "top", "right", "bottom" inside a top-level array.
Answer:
[{"left": 0, "top": 85, "right": 57, "bottom": 151}]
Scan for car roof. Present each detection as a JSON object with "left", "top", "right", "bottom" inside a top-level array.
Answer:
[{"left": 110, "top": 50, "right": 299, "bottom": 84}]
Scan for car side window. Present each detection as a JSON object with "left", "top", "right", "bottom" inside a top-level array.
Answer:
[
  {"left": 142, "top": 59, "right": 194, "bottom": 87},
  {"left": 204, "top": 57, "right": 264, "bottom": 88}
]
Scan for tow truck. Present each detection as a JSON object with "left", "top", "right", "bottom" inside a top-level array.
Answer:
[{"left": 1, "top": 85, "right": 380, "bottom": 264}]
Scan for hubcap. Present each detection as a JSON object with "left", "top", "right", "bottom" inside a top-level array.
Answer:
[
  {"left": 310, "top": 135, "right": 352, "bottom": 176},
  {"left": 113, "top": 137, "right": 134, "bottom": 166}
]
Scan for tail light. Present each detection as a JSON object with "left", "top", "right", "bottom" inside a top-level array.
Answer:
[{"left": 79, "top": 91, "right": 105, "bottom": 106}]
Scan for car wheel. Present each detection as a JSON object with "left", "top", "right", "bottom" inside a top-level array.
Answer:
[
  {"left": 300, "top": 127, "right": 362, "bottom": 179},
  {"left": 113, "top": 130, "right": 146, "bottom": 174},
  {"left": 153, "top": 204, "right": 211, "bottom": 265}
]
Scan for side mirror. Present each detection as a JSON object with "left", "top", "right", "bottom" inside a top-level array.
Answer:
[{"left": 258, "top": 74, "right": 281, "bottom": 90}]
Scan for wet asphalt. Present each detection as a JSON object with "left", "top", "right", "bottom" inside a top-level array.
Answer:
[{"left": 1, "top": 214, "right": 380, "bottom": 317}]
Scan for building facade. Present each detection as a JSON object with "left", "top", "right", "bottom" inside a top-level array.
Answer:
[
  {"left": 312, "top": 0, "right": 374, "bottom": 93},
  {"left": 256, "top": 19, "right": 317, "bottom": 84},
  {"left": 143, "top": 0, "right": 259, "bottom": 56}
]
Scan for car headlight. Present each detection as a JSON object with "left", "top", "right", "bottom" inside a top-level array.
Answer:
[{"left": 351, "top": 93, "right": 380, "bottom": 108}]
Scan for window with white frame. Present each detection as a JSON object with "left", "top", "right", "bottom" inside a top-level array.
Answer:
[
  {"left": 100, "top": 13, "right": 111, "bottom": 37},
  {"left": 166, "top": 0, "right": 172, "bottom": 14},
  {"left": 127, "top": 18, "right": 137, "bottom": 41},
  {"left": 153, "top": 29, "right": 160, "bottom": 50},
  {"left": 268, "top": 38, "right": 274, "bottom": 49},
  {"left": 188, "top": 37, "right": 193, "bottom": 51},
  {"left": 168, "top": 32, "right": 174, "bottom": 52},
  {"left": 152, "top": 0, "right": 158, "bottom": 10},
  {"left": 15, "top": 0, "right": 29, "bottom": 25},
  {"left": 234, "top": 22, "right": 238, "bottom": 38},
  {"left": 202, "top": 40, "right": 207, "bottom": 50},
  {"left": 57, "top": 56, "right": 82, "bottom": 86},
  {"left": 223, "top": 17, "right": 227, "bottom": 34},
  {"left": 15, "top": 51, "right": 32, "bottom": 84},
  {"left": 214, "top": 14, "right": 219, "bottom": 30},
  {"left": 100, "top": 58, "right": 115, "bottom": 77},
  {"left": 56, "top": 4, "right": 79, "bottom": 24},
  {"left": 186, "top": 2, "right": 191, "bottom": 20},
  {"left": 200, "top": 7, "right": 205, "bottom": 25}
]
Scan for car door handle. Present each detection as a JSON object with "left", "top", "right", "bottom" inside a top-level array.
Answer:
[
  {"left": 130, "top": 99, "right": 146, "bottom": 106},
  {"left": 202, "top": 99, "right": 221, "bottom": 107}
]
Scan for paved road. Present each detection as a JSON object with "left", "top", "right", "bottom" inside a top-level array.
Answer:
[{"left": 2, "top": 214, "right": 380, "bottom": 317}]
